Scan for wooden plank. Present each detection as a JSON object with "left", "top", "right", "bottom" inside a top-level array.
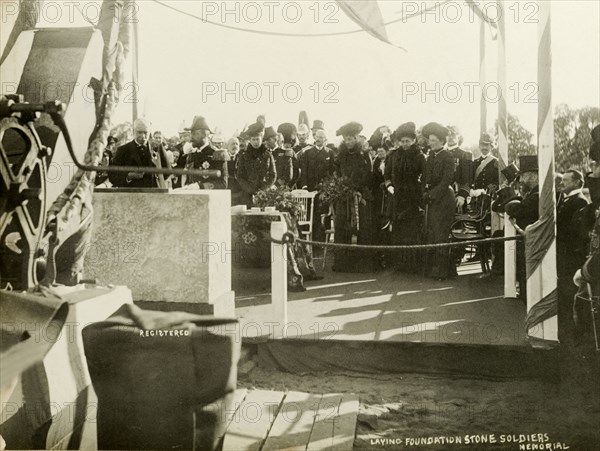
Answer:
[
  {"left": 330, "top": 394, "right": 359, "bottom": 451},
  {"left": 306, "top": 393, "right": 344, "bottom": 451},
  {"left": 262, "top": 391, "right": 322, "bottom": 451},
  {"left": 222, "top": 389, "right": 285, "bottom": 451}
]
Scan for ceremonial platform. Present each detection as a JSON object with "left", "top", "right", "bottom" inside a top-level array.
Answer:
[{"left": 233, "top": 262, "right": 558, "bottom": 380}]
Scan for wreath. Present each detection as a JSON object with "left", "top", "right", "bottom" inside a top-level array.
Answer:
[{"left": 253, "top": 185, "right": 304, "bottom": 219}]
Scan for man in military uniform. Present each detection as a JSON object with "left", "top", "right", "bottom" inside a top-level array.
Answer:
[
  {"left": 311, "top": 119, "right": 338, "bottom": 156},
  {"left": 446, "top": 126, "right": 472, "bottom": 213},
  {"left": 294, "top": 124, "right": 312, "bottom": 158},
  {"left": 471, "top": 133, "right": 499, "bottom": 193},
  {"left": 182, "top": 116, "right": 229, "bottom": 189},
  {"left": 235, "top": 122, "right": 277, "bottom": 207}
]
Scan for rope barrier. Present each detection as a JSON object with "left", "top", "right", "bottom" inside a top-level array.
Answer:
[{"left": 270, "top": 234, "right": 523, "bottom": 250}]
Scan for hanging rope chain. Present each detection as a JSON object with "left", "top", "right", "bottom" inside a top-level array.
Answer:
[{"left": 270, "top": 234, "right": 523, "bottom": 250}]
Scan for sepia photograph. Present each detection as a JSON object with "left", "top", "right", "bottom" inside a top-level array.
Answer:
[{"left": 0, "top": 0, "right": 599, "bottom": 449}]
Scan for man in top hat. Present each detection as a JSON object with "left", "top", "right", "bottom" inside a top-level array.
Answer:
[
  {"left": 471, "top": 133, "right": 499, "bottom": 194},
  {"left": 109, "top": 118, "right": 171, "bottom": 188},
  {"left": 503, "top": 155, "right": 540, "bottom": 300},
  {"left": 446, "top": 126, "right": 472, "bottom": 213},
  {"left": 294, "top": 124, "right": 312, "bottom": 158},
  {"left": 332, "top": 121, "right": 376, "bottom": 272},
  {"left": 273, "top": 123, "right": 300, "bottom": 187},
  {"left": 311, "top": 119, "right": 338, "bottom": 156},
  {"left": 235, "top": 121, "right": 277, "bottom": 207},
  {"left": 182, "top": 116, "right": 229, "bottom": 189}
]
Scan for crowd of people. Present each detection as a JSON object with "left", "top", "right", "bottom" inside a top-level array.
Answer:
[{"left": 97, "top": 115, "right": 599, "bottom": 350}]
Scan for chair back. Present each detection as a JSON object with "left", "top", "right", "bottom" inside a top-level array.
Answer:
[{"left": 291, "top": 190, "right": 317, "bottom": 236}]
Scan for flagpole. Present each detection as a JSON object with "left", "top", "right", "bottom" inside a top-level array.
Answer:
[
  {"left": 479, "top": 20, "right": 487, "bottom": 135},
  {"left": 527, "top": 0, "right": 558, "bottom": 342},
  {"left": 132, "top": 0, "right": 139, "bottom": 122},
  {"left": 496, "top": 0, "right": 517, "bottom": 298}
]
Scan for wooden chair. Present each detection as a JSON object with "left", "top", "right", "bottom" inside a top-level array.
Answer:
[
  {"left": 320, "top": 204, "right": 335, "bottom": 271},
  {"left": 291, "top": 190, "right": 317, "bottom": 241},
  {"left": 450, "top": 193, "right": 493, "bottom": 274}
]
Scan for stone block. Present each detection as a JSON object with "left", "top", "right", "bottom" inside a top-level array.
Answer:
[{"left": 84, "top": 191, "right": 234, "bottom": 316}]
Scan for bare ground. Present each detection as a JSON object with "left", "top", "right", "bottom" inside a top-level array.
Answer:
[{"left": 239, "top": 362, "right": 600, "bottom": 451}]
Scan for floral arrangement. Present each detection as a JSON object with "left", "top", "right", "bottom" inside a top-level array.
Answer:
[
  {"left": 317, "top": 174, "right": 358, "bottom": 205},
  {"left": 253, "top": 185, "right": 304, "bottom": 218},
  {"left": 317, "top": 174, "right": 365, "bottom": 231}
]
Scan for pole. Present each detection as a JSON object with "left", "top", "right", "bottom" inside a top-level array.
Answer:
[
  {"left": 131, "top": 0, "right": 139, "bottom": 121},
  {"left": 479, "top": 19, "right": 487, "bottom": 136},
  {"left": 497, "top": 0, "right": 517, "bottom": 298},
  {"left": 527, "top": 0, "right": 558, "bottom": 342},
  {"left": 270, "top": 220, "right": 288, "bottom": 339}
]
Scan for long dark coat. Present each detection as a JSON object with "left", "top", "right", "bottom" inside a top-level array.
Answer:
[
  {"left": 299, "top": 146, "right": 334, "bottom": 191},
  {"left": 184, "top": 146, "right": 229, "bottom": 189},
  {"left": 385, "top": 145, "right": 426, "bottom": 271},
  {"left": 332, "top": 143, "right": 375, "bottom": 272},
  {"left": 472, "top": 155, "right": 499, "bottom": 190},
  {"left": 109, "top": 140, "right": 170, "bottom": 188},
  {"left": 424, "top": 148, "right": 456, "bottom": 279},
  {"left": 235, "top": 145, "right": 277, "bottom": 207}
]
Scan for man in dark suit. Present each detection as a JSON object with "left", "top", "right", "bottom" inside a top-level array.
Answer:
[
  {"left": 556, "top": 169, "right": 590, "bottom": 345},
  {"left": 504, "top": 155, "right": 540, "bottom": 300},
  {"left": 109, "top": 118, "right": 170, "bottom": 188}
]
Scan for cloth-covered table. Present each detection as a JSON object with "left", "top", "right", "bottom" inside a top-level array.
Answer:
[{"left": 231, "top": 211, "right": 318, "bottom": 290}]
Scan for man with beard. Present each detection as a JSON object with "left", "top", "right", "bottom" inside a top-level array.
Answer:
[
  {"left": 299, "top": 128, "right": 334, "bottom": 244},
  {"left": 109, "top": 118, "right": 170, "bottom": 188},
  {"left": 503, "top": 155, "right": 540, "bottom": 300},
  {"left": 294, "top": 124, "right": 312, "bottom": 158},
  {"left": 385, "top": 122, "right": 426, "bottom": 272},
  {"left": 332, "top": 121, "right": 376, "bottom": 272},
  {"left": 236, "top": 122, "right": 277, "bottom": 207},
  {"left": 274, "top": 123, "right": 300, "bottom": 188},
  {"left": 556, "top": 169, "right": 589, "bottom": 345},
  {"left": 311, "top": 120, "right": 338, "bottom": 156},
  {"left": 446, "top": 126, "right": 472, "bottom": 213},
  {"left": 181, "top": 116, "right": 229, "bottom": 189},
  {"left": 471, "top": 133, "right": 499, "bottom": 194}
]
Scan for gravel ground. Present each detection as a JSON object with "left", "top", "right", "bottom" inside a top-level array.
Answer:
[{"left": 239, "top": 363, "right": 600, "bottom": 451}]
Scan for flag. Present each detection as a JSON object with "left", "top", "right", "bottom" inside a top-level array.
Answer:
[{"left": 336, "top": 0, "right": 403, "bottom": 49}]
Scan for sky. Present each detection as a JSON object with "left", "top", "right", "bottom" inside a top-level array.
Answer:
[{"left": 3, "top": 0, "right": 600, "bottom": 146}]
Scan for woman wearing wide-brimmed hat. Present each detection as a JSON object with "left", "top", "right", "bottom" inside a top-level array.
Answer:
[
  {"left": 422, "top": 122, "right": 457, "bottom": 280},
  {"left": 384, "top": 122, "right": 426, "bottom": 272}
]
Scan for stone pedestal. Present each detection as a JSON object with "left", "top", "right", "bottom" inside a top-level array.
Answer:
[{"left": 84, "top": 191, "right": 234, "bottom": 317}]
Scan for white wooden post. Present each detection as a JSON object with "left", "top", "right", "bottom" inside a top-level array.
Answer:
[{"left": 270, "top": 221, "right": 288, "bottom": 339}]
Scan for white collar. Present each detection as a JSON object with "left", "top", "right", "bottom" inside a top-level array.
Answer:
[
  {"left": 447, "top": 144, "right": 459, "bottom": 151},
  {"left": 564, "top": 188, "right": 583, "bottom": 199}
]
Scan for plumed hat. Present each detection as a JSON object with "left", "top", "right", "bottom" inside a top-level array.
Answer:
[
  {"left": 336, "top": 121, "right": 363, "bottom": 137},
  {"left": 245, "top": 122, "right": 265, "bottom": 138},
  {"left": 189, "top": 116, "right": 212, "bottom": 133},
  {"left": 518, "top": 155, "right": 538, "bottom": 174},
  {"left": 392, "top": 122, "right": 417, "bottom": 141},
  {"left": 263, "top": 126, "right": 277, "bottom": 141},
  {"left": 422, "top": 122, "right": 449, "bottom": 141},
  {"left": 277, "top": 123, "right": 297, "bottom": 144},
  {"left": 479, "top": 132, "right": 494, "bottom": 145}
]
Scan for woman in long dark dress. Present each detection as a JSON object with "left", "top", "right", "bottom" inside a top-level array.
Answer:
[
  {"left": 332, "top": 122, "right": 376, "bottom": 272},
  {"left": 422, "top": 122, "right": 457, "bottom": 280},
  {"left": 384, "top": 122, "right": 426, "bottom": 272}
]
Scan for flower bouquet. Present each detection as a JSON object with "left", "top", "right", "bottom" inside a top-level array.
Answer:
[
  {"left": 253, "top": 185, "right": 304, "bottom": 219},
  {"left": 317, "top": 175, "right": 365, "bottom": 231}
]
